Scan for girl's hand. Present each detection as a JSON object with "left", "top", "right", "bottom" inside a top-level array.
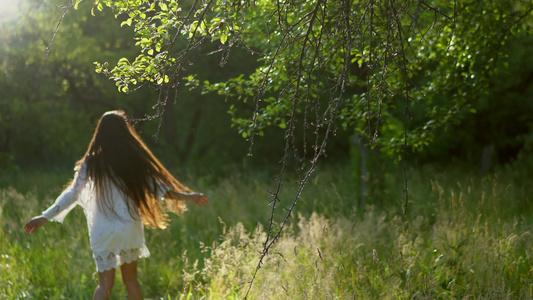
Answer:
[
  {"left": 166, "top": 190, "right": 209, "bottom": 206},
  {"left": 24, "top": 216, "right": 48, "bottom": 234},
  {"left": 187, "top": 193, "right": 209, "bottom": 206}
]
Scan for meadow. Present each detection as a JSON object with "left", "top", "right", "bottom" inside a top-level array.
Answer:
[{"left": 0, "top": 162, "right": 532, "bottom": 299}]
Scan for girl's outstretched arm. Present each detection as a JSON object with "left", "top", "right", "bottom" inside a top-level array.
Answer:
[
  {"left": 24, "top": 216, "right": 48, "bottom": 234},
  {"left": 165, "top": 190, "right": 209, "bottom": 206}
]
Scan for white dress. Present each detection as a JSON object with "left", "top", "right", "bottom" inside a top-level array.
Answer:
[{"left": 42, "top": 162, "right": 166, "bottom": 272}]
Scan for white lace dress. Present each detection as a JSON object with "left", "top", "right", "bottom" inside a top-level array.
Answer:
[{"left": 42, "top": 162, "right": 166, "bottom": 272}]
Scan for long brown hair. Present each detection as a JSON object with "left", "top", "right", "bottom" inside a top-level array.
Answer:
[{"left": 76, "top": 110, "right": 190, "bottom": 229}]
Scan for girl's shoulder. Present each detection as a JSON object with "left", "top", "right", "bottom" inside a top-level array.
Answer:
[{"left": 74, "top": 156, "right": 92, "bottom": 172}]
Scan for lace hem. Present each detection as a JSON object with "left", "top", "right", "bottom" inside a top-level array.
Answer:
[{"left": 94, "top": 247, "right": 150, "bottom": 272}]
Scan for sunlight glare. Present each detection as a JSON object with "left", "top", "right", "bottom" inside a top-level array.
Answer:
[{"left": 0, "top": 0, "right": 21, "bottom": 19}]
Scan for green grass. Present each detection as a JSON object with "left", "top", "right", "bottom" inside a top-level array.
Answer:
[{"left": 1, "top": 163, "right": 532, "bottom": 299}]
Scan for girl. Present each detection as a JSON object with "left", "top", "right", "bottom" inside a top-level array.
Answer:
[{"left": 24, "top": 110, "right": 208, "bottom": 300}]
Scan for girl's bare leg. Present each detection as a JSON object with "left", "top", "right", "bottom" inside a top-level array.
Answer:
[
  {"left": 120, "top": 260, "right": 143, "bottom": 300},
  {"left": 93, "top": 269, "right": 116, "bottom": 300}
]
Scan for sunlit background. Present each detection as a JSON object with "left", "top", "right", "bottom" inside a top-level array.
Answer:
[{"left": 0, "top": 0, "right": 21, "bottom": 18}]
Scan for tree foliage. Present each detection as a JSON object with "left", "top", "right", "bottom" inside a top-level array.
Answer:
[
  {"left": 1, "top": 0, "right": 250, "bottom": 171},
  {"left": 84, "top": 0, "right": 532, "bottom": 157}
]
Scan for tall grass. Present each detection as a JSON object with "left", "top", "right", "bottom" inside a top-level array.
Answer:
[{"left": 1, "top": 163, "right": 531, "bottom": 299}]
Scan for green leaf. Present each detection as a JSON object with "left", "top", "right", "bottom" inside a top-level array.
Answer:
[{"left": 220, "top": 33, "right": 228, "bottom": 44}]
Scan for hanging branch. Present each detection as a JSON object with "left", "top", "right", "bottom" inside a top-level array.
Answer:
[
  {"left": 44, "top": 0, "right": 75, "bottom": 61},
  {"left": 243, "top": 0, "right": 361, "bottom": 297},
  {"left": 388, "top": 0, "right": 411, "bottom": 215}
]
